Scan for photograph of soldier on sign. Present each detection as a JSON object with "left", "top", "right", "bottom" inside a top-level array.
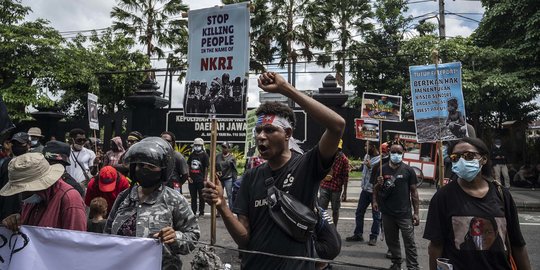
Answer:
[{"left": 185, "top": 73, "right": 247, "bottom": 115}]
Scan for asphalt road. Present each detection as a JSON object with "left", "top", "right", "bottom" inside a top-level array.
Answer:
[{"left": 182, "top": 204, "right": 540, "bottom": 269}]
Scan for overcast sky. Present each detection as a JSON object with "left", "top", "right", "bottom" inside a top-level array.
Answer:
[{"left": 21, "top": 0, "right": 485, "bottom": 109}]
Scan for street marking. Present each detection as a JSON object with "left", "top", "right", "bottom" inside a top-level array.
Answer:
[{"left": 338, "top": 217, "right": 540, "bottom": 226}]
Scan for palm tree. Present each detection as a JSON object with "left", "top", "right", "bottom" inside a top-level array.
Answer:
[
  {"left": 316, "top": 0, "right": 373, "bottom": 92},
  {"left": 111, "top": 0, "right": 189, "bottom": 78}
]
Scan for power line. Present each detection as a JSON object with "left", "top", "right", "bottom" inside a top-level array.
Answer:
[
  {"left": 406, "top": 0, "right": 436, "bottom": 4},
  {"left": 445, "top": 12, "right": 481, "bottom": 23}
]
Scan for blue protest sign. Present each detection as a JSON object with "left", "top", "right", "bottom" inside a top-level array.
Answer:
[{"left": 410, "top": 62, "right": 467, "bottom": 143}]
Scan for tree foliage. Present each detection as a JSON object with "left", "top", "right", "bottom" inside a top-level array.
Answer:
[
  {"left": 315, "top": 0, "right": 373, "bottom": 88},
  {"left": 349, "top": 0, "right": 411, "bottom": 107},
  {"left": 111, "top": 0, "right": 189, "bottom": 80},
  {"left": 0, "top": 0, "right": 64, "bottom": 120},
  {"left": 56, "top": 30, "right": 149, "bottom": 118},
  {"left": 0, "top": 0, "right": 149, "bottom": 120}
]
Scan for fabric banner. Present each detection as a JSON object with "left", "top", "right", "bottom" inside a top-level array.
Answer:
[
  {"left": 87, "top": 93, "right": 99, "bottom": 130},
  {"left": 360, "top": 92, "right": 402, "bottom": 122},
  {"left": 409, "top": 62, "right": 466, "bottom": 143},
  {"left": 354, "top": 118, "right": 379, "bottom": 141},
  {"left": 183, "top": 2, "right": 250, "bottom": 118},
  {"left": 0, "top": 95, "right": 15, "bottom": 138},
  {"left": 0, "top": 226, "right": 162, "bottom": 270}
]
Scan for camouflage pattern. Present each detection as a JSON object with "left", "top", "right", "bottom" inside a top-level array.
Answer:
[
  {"left": 105, "top": 184, "right": 200, "bottom": 270},
  {"left": 190, "top": 245, "right": 223, "bottom": 270}
]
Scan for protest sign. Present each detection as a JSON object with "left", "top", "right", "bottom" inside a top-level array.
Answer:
[
  {"left": 87, "top": 93, "right": 99, "bottom": 130},
  {"left": 244, "top": 109, "right": 257, "bottom": 158},
  {"left": 360, "top": 92, "right": 402, "bottom": 122},
  {"left": 355, "top": 118, "right": 379, "bottom": 141},
  {"left": 183, "top": 3, "right": 250, "bottom": 118},
  {"left": 409, "top": 62, "right": 466, "bottom": 142},
  {"left": 0, "top": 225, "right": 161, "bottom": 270},
  {"left": 166, "top": 109, "right": 307, "bottom": 144}
]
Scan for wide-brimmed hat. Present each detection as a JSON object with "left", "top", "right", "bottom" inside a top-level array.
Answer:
[
  {"left": 0, "top": 153, "right": 64, "bottom": 197},
  {"left": 27, "top": 127, "right": 44, "bottom": 138}
]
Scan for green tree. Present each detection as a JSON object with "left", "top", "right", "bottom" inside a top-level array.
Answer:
[
  {"left": 264, "top": 0, "right": 330, "bottom": 83},
  {"left": 472, "top": 0, "right": 540, "bottom": 127},
  {"left": 316, "top": 0, "right": 373, "bottom": 91},
  {"left": 111, "top": 0, "right": 189, "bottom": 80},
  {"left": 0, "top": 0, "right": 64, "bottom": 120},
  {"left": 55, "top": 30, "right": 149, "bottom": 118},
  {"left": 222, "top": 0, "right": 276, "bottom": 72},
  {"left": 349, "top": 0, "right": 411, "bottom": 107}
]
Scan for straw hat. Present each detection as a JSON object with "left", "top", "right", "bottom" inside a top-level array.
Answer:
[{"left": 0, "top": 153, "right": 64, "bottom": 197}]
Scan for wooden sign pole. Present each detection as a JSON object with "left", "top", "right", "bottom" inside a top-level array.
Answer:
[{"left": 210, "top": 117, "right": 218, "bottom": 245}]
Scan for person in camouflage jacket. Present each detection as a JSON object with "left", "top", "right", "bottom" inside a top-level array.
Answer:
[{"left": 105, "top": 137, "right": 200, "bottom": 270}]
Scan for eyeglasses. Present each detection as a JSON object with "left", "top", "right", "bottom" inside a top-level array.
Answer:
[
  {"left": 449, "top": 151, "right": 482, "bottom": 162},
  {"left": 74, "top": 138, "right": 87, "bottom": 144},
  {"left": 390, "top": 151, "right": 403, "bottom": 155}
]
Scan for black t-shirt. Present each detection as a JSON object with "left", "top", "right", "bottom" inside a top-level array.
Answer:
[
  {"left": 168, "top": 152, "right": 189, "bottom": 186},
  {"left": 233, "top": 146, "right": 331, "bottom": 270},
  {"left": 423, "top": 180, "right": 526, "bottom": 270},
  {"left": 188, "top": 151, "right": 209, "bottom": 183},
  {"left": 377, "top": 162, "right": 417, "bottom": 219}
]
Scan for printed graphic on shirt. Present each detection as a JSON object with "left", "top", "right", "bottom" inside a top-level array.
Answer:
[
  {"left": 452, "top": 216, "right": 507, "bottom": 251},
  {"left": 382, "top": 173, "right": 403, "bottom": 190},
  {"left": 190, "top": 160, "right": 202, "bottom": 173}
]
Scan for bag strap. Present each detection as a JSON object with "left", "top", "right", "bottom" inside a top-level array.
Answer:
[
  {"left": 490, "top": 178, "right": 514, "bottom": 263},
  {"left": 72, "top": 151, "right": 91, "bottom": 182}
]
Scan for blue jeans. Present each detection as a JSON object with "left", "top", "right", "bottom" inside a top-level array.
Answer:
[
  {"left": 353, "top": 190, "right": 381, "bottom": 239},
  {"left": 221, "top": 177, "right": 233, "bottom": 208}
]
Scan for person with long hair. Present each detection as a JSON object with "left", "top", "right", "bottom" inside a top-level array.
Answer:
[{"left": 424, "top": 137, "right": 530, "bottom": 270}]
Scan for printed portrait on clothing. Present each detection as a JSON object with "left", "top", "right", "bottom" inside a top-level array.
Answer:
[{"left": 452, "top": 216, "right": 507, "bottom": 251}]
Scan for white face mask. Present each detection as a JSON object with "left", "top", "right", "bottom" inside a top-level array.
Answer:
[
  {"left": 22, "top": 194, "right": 43, "bottom": 204},
  {"left": 193, "top": 145, "right": 203, "bottom": 152}
]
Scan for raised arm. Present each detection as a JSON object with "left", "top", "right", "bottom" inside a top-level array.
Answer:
[{"left": 258, "top": 72, "right": 345, "bottom": 162}]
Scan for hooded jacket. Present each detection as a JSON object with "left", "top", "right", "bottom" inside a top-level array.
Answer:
[{"left": 104, "top": 137, "right": 125, "bottom": 166}]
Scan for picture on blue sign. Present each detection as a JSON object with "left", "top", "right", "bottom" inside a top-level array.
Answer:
[
  {"left": 360, "top": 92, "right": 402, "bottom": 122},
  {"left": 409, "top": 62, "right": 467, "bottom": 142}
]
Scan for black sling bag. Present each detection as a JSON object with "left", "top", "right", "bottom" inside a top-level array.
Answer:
[{"left": 261, "top": 155, "right": 318, "bottom": 242}]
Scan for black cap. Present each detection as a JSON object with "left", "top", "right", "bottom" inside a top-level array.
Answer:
[
  {"left": 42, "top": 141, "right": 71, "bottom": 166},
  {"left": 11, "top": 132, "right": 31, "bottom": 144}
]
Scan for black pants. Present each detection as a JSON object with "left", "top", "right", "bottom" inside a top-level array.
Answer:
[{"left": 189, "top": 182, "right": 205, "bottom": 215}]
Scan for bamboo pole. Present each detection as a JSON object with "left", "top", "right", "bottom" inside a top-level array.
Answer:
[{"left": 210, "top": 118, "right": 218, "bottom": 245}]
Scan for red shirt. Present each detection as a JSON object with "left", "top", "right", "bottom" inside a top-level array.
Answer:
[
  {"left": 21, "top": 180, "right": 86, "bottom": 231},
  {"left": 320, "top": 152, "right": 349, "bottom": 192},
  {"left": 84, "top": 174, "right": 130, "bottom": 214}
]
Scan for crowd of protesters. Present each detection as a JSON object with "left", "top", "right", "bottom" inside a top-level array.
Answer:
[{"left": 0, "top": 72, "right": 533, "bottom": 270}]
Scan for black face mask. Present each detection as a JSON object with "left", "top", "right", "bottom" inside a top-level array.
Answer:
[
  {"left": 136, "top": 167, "right": 162, "bottom": 188},
  {"left": 12, "top": 145, "right": 28, "bottom": 156}
]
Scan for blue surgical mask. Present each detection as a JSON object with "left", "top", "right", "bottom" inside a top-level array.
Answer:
[
  {"left": 452, "top": 158, "right": 482, "bottom": 182},
  {"left": 22, "top": 194, "right": 43, "bottom": 204},
  {"left": 390, "top": 153, "right": 403, "bottom": 164}
]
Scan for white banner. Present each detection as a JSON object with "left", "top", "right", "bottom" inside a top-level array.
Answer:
[
  {"left": 183, "top": 2, "right": 250, "bottom": 118},
  {"left": 0, "top": 226, "right": 162, "bottom": 270},
  {"left": 87, "top": 93, "right": 99, "bottom": 130}
]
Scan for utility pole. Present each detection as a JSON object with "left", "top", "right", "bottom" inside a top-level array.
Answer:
[{"left": 438, "top": 0, "right": 446, "bottom": 39}]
